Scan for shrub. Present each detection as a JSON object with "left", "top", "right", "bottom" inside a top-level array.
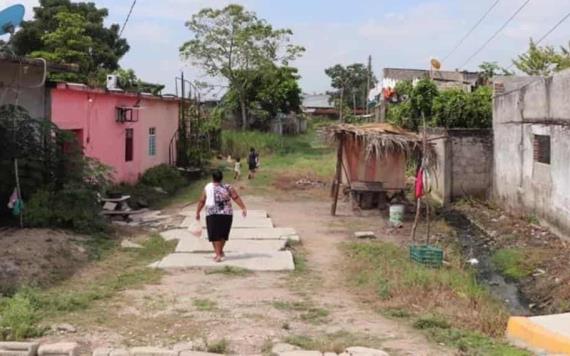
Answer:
[
  {"left": 0, "top": 292, "right": 43, "bottom": 340},
  {"left": 25, "top": 184, "right": 107, "bottom": 234},
  {"left": 140, "top": 164, "right": 186, "bottom": 195}
]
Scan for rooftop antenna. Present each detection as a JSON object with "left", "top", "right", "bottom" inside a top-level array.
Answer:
[{"left": 0, "top": 4, "right": 25, "bottom": 37}]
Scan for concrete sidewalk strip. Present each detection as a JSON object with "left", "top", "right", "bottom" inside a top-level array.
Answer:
[
  {"left": 152, "top": 251, "right": 295, "bottom": 271},
  {"left": 161, "top": 227, "right": 299, "bottom": 242},
  {"left": 220, "top": 227, "right": 299, "bottom": 241},
  {"left": 507, "top": 312, "right": 570, "bottom": 355},
  {"left": 175, "top": 238, "right": 287, "bottom": 253},
  {"left": 179, "top": 209, "right": 268, "bottom": 218},
  {"left": 180, "top": 216, "right": 273, "bottom": 229}
]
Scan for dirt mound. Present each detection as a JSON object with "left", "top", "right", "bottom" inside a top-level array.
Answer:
[{"left": 0, "top": 228, "right": 90, "bottom": 295}]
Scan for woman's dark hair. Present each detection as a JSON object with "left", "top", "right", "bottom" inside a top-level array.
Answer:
[
  {"left": 250, "top": 147, "right": 255, "bottom": 152},
  {"left": 212, "top": 169, "right": 223, "bottom": 183}
]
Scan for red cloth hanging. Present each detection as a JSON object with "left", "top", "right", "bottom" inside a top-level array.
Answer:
[{"left": 415, "top": 168, "right": 424, "bottom": 199}]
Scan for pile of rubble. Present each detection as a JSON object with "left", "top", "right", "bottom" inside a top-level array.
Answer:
[{"left": 112, "top": 210, "right": 176, "bottom": 230}]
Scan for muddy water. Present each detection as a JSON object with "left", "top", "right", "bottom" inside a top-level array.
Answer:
[{"left": 444, "top": 210, "right": 531, "bottom": 316}]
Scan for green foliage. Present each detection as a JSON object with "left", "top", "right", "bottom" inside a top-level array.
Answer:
[
  {"left": 140, "top": 164, "right": 186, "bottom": 195},
  {"left": 112, "top": 68, "right": 165, "bottom": 96},
  {"left": 30, "top": 11, "right": 93, "bottom": 82},
  {"left": 387, "top": 79, "right": 492, "bottom": 130},
  {"left": 0, "top": 105, "right": 111, "bottom": 230},
  {"left": 0, "top": 292, "right": 43, "bottom": 340},
  {"left": 10, "top": 0, "right": 129, "bottom": 84},
  {"left": 220, "top": 64, "right": 302, "bottom": 129},
  {"left": 479, "top": 61, "right": 514, "bottom": 82},
  {"left": 325, "top": 63, "right": 377, "bottom": 109},
  {"left": 432, "top": 86, "right": 492, "bottom": 128},
  {"left": 492, "top": 248, "right": 536, "bottom": 281},
  {"left": 513, "top": 39, "right": 570, "bottom": 76},
  {"left": 180, "top": 4, "right": 304, "bottom": 129},
  {"left": 25, "top": 184, "right": 107, "bottom": 234}
]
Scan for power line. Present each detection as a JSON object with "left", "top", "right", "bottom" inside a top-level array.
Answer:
[
  {"left": 119, "top": 0, "right": 137, "bottom": 37},
  {"left": 507, "top": 10, "right": 570, "bottom": 70},
  {"left": 460, "top": 0, "right": 531, "bottom": 68},
  {"left": 442, "top": 0, "right": 501, "bottom": 63}
]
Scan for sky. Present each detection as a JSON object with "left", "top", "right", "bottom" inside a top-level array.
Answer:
[{"left": 2, "top": 0, "right": 570, "bottom": 97}]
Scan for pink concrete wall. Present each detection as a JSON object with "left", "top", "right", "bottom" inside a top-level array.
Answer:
[{"left": 51, "top": 86, "right": 179, "bottom": 183}]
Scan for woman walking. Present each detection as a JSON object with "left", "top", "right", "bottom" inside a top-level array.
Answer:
[{"left": 196, "top": 169, "right": 247, "bottom": 262}]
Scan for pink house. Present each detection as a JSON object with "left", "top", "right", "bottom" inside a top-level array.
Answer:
[{"left": 50, "top": 83, "right": 179, "bottom": 183}]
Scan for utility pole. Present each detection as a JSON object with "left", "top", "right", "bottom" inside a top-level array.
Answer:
[
  {"left": 366, "top": 55, "right": 372, "bottom": 115},
  {"left": 339, "top": 87, "right": 344, "bottom": 123}
]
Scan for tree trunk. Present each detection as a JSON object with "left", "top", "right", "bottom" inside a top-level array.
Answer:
[{"left": 239, "top": 95, "right": 247, "bottom": 130}]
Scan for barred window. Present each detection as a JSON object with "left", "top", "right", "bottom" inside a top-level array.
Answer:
[
  {"left": 148, "top": 127, "right": 156, "bottom": 156},
  {"left": 533, "top": 134, "right": 551, "bottom": 165}
]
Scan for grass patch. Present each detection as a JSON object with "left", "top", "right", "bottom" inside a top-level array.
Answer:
[
  {"left": 272, "top": 300, "right": 312, "bottom": 311},
  {"left": 193, "top": 298, "right": 217, "bottom": 311},
  {"left": 284, "top": 330, "right": 384, "bottom": 353},
  {"left": 206, "top": 338, "right": 230, "bottom": 354},
  {"left": 344, "top": 241, "right": 509, "bottom": 336},
  {"left": 300, "top": 307, "right": 329, "bottom": 324},
  {"left": 419, "top": 320, "right": 531, "bottom": 356},
  {"left": 0, "top": 233, "right": 174, "bottom": 340},
  {"left": 205, "top": 266, "right": 252, "bottom": 277},
  {"left": 492, "top": 248, "right": 537, "bottom": 281},
  {"left": 382, "top": 308, "right": 412, "bottom": 319}
]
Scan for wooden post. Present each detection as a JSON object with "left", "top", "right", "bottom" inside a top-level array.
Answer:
[
  {"left": 14, "top": 159, "right": 23, "bottom": 228},
  {"left": 410, "top": 198, "right": 421, "bottom": 242},
  {"left": 331, "top": 137, "right": 344, "bottom": 216}
]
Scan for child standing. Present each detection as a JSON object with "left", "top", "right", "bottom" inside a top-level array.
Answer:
[{"left": 233, "top": 157, "right": 241, "bottom": 180}]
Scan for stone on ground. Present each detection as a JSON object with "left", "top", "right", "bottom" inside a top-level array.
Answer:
[
  {"left": 345, "top": 346, "right": 389, "bottom": 356},
  {"left": 277, "top": 351, "right": 323, "bottom": 356},
  {"left": 271, "top": 343, "right": 301, "bottom": 353},
  {"left": 0, "top": 342, "right": 39, "bottom": 356},
  {"left": 121, "top": 240, "right": 143, "bottom": 249},
  {"left": 38, "top": 342, "right": 79, "bottom": 356},
  {"left": 152, "top": 251, "right": 295, "bottom": 271},
  {"left": 176, "top": 238, "right": 286, "bottom": 253},
  {"left": 129, "top": 347, "right": 176, "bottom": 356},
  {"left": 354, "top": 231, "right": 376, "bottom": 239}
]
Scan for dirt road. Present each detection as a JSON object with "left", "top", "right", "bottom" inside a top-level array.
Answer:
[{"left": 43, "top": 188, "right": 449, "bottom": 355}]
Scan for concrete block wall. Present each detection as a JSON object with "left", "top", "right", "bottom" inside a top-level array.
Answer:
[
  {"left": 428, "top": 128, "right": 493, "bottom": 205},
  {"left": 493, "top": 70, "right": 570, "bottom": 236}
]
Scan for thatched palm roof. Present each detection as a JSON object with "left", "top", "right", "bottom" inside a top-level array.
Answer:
[{"left": 327, "top": 123, "right": 436, "bottom": 163}]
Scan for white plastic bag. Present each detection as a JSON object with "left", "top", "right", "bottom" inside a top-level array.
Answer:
[{"left": 188, "top": 219, "right": 202, "bottom": 237}]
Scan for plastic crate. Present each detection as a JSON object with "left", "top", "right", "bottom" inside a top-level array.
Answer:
[{"left": 409, "top": 244, "right": 443, "bottom": 268}]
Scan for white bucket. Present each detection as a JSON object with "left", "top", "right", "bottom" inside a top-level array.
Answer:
[{"left": 389, "top": 204, "right": 405, "bottom": 226}]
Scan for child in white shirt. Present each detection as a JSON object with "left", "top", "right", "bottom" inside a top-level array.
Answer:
[{"left": 234, "top": 158, "right": 241, "bottom": 180}]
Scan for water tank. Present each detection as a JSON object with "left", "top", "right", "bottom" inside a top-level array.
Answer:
[{"left": 106, "top": 75, "right": 118, "bottom": 90}]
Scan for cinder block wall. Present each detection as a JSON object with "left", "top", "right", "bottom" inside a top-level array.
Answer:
[{"left": 428, "top": 128, "right": 493, "bottom": 205}]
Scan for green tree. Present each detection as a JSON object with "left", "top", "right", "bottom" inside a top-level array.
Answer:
[
  {"left": 222, "top": 64, "right": 302, "bottom": 129},
  {"left": 478, "top": 61, "right": 513, "bottom": 82},
  {"left": 513, "top": 39, "right": 570, "bottom": 76},
  {"left": 30, "top": 11, "right": 93, "bottom": 82},
  {"left": 432, "top": 86, "right": 492, "bottom": 128},
  {"left": 325, "top": 63, "right": 377, "bottom": 115},
  {"left": 10, "top": 0, "right": 129, "bottom": 83},
  {"left": 180, "top": 4, "right": 304, "bottom": 130}
]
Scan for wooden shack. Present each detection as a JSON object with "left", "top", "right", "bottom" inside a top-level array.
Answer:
[{"left": 328, "top": 123, "right": 430, "bottom": 214}]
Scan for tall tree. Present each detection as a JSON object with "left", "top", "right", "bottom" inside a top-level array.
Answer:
[
  {"left": 325, "top": 63, "right": 377, "bottom": 116},
  {"left": 513, "top": 39, "right": 570, "bottom": 76},
  {"left": 10, "top": 0, "right": 129, "bottom": 82},
  {"left": 30, "top": 11, "right": 93, "bottom": 82},
  {"left": 180, "top": 4, "right": 304, "bottom": 129}
]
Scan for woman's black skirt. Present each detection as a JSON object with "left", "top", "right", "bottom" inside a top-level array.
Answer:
[{"left": 206, "top": 214, "right": 233, "bottom": 241}]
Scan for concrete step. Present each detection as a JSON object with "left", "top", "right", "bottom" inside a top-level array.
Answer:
[
  {"left": 175, "top": 238, "right": 287, "bottom": 253},
  {"left": 150, "top": 251, "right": 295, "bottom": 271},
  {"left": 161, "top": 228, "right": 299, "bottom": 242},
  {"left": 180, "top": 216, "right": 274, "bottom": 229},
  {"left": 507, "top": 312, "right": 570, "bottom": 354}
]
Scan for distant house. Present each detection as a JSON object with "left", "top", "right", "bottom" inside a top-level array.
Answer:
[
  {"left": 301, "top": 93, "right": 337, "bottom": 118},
  {"left": 51, "top": 83, "right": 180, "bottom": 183},
  {"left": 382, "top": 68, "right": 480, "bottom": 92},
  {"left": 493, "top": 70, "right": 570, "bottom": 236},
  {"left": 0, "top": 53, "right": 181, "bottom": 183}
]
